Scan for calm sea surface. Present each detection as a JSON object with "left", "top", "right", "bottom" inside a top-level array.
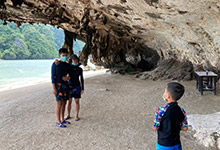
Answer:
[
  {"left": 0, "top": 59, "right": 55, "bottom": 91},
  {"left": 0, "top": 59, "right": 102, "bottom": 91}
]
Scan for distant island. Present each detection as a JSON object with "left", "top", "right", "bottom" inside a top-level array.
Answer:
[{"left": 0, "top": 21, "right": 85, "bottom": 60}]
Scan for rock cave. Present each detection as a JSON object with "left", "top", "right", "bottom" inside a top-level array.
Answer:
[{"left": 1, "top": 0, "right": 220, "bottom": 80}]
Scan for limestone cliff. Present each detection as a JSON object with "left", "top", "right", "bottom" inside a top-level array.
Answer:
[{"left": 1, "top": 0, "right": 220, "bottom": 80}]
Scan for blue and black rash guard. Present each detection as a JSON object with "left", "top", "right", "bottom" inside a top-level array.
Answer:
[
  {"left": 69, "top": 63, "right": 84, "bottom": 90},
  {"left": 153, "top": 102, "right": 188, "bottom": 146},
  {"left": 51, "top": 61, "right": 70, "bottom": 84}
]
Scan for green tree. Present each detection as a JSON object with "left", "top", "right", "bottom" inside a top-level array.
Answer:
[
  {"left": 0, "top": 21, "right": 85, "bottom": 60},
  {"left": 2, "top": 49, "right": 16, "bottom": 59}
]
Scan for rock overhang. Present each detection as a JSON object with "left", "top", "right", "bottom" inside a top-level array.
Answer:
[{"left": 1, "top": 0, "right": 220, "bottom": 80}]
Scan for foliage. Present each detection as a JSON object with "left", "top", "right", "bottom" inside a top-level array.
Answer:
[
  {"left": 0, "top": 21, "right": 85, "bottom": 59},
  {"left": 48, "top": 25, "right": 85, "bottom": 55}
]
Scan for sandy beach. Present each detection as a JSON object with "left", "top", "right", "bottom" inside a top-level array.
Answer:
[{"left": 0, "top": 73, "right": 219, "bottom": 150}]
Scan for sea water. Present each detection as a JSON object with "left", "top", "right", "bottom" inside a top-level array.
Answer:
[
  {"left": 0, "top": 59, "right": 107, "bottom": 91},
  {"left": 0, "top": 59, "right": 55, "bottom": 91}
]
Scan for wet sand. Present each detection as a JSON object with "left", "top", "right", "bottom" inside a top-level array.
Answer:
[{"left": 0, "top": 74, "right": 219, "bottom": 150}]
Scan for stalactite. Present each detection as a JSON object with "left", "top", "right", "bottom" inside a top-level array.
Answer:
[
  {"left": 0, "top": 0, "right": 6, "bottom": 9},
  {"left": 11, "top": 0, "right": 23, "bottom": 7},
  {"left": 62, "top": 30, "right": 77, "bottom": 57}
]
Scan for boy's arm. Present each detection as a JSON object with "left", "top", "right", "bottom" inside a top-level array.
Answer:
[
  {"left": 52, "top": 83, "right": 57, "bottom": 95},
  {"left": 153, "top": 108, "right": 162, "bottom": 131},
  {"left": 51, "top": 63, "right": 57, "bottom": 95},
  {"left": 180, "top": 107, "right": 188, "bottom": 131},
  {"left": 54, "top": 59, "right": 59, "bottom": 65},
  {"left": 62, "top": 64, "right": 71, "bottom": 81},
  {"left": 153, "top": 127, "right": 158, "bottom": 131},
  {"left": 152, "top": 105, "right": 169, "bottom": 131},
  {"left": 181, "top": 127, "right": 188, "bottom": 131}
]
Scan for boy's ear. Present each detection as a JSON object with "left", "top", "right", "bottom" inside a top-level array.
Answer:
[{"left": 167, "top": 92, "right": 171, "bottom": 100}]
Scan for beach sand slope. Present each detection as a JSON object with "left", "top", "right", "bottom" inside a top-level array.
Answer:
[{"left": 0, "top": 74, "right": 219, "bottom": 150}]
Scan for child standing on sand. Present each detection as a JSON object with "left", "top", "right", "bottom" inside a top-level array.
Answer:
[
  {"left": 65, "top": 54, "right": 84, "bottom": 121},
  {"left": 153, "top": 82, "right": 188, "bottom": 150},
  {"left": 51, "top": 48, "right": 71, "bottom": 128}
]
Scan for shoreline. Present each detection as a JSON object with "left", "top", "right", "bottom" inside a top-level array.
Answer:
[
  {"left": 0, "top": 58, "right": 57, "bottom": 61},
  {"left": 0, "top": 69, "right": 108, "bottom": 92}
]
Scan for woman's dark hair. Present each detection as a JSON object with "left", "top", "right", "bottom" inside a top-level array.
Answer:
[
  {"left": 59, "top": 48, "right": 68, "bottom": 54},
  {"left": 167, "top": 82, "right": 185, "bottom": 101},
  {"left": 69, "top": 54, "right": 79, "bottom": 64}
]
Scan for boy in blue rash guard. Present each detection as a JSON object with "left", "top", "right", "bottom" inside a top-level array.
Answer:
[
  {"left": 51, "top": 48, "right": 71, "bottom": 127},
  {"left": 65, "top": 54, "right": 84, "bottom": 121},
  {"left": 153, "top": 82, "right": 188, "bottom": 150}
]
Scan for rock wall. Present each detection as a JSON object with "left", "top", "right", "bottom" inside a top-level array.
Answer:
[
  {"left": 188, "top": 113, "right": 220, "bottom": 149},
  {"left": 1, "top": 0, "right": 220, "bottom": 80}
]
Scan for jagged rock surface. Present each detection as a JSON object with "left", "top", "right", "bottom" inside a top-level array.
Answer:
[
  {"left": 136, "top": 59, "right": 194, "bottom": 81},
  {"left": 1, "top": 0, "right": 220, "bottom": 80}
]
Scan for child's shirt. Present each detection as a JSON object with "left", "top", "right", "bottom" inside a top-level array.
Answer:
[
  {"left": 153, "top": 102, "right": 188, "bottom": 146},
  {"left": 51, "top": 61, "right": 70, "bottom": 84},
  {"left": 69, "top": 63, "right": 84, "bottom": 90}
]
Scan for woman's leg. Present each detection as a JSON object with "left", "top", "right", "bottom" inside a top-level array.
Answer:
[
  {"left": 66, "top": 98, "right": 72, "bottom": 119},
  {"left": 75, "top": 98, "right": 80, "bottom": 120}
]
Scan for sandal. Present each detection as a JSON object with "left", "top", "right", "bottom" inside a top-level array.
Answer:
[
  {"left": 75, "top": 117, "right": 80, "bottom": 121},
  {"left": 61, "top": 120, "right": 71, "bottom": 124},
  {"left": 65, "top": 116, "right": 71, "bottom": 120},
  {"left": 56, "top": 122, "right": 66, "bottom": 128}
]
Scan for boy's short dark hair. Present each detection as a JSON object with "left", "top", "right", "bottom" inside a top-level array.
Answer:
[
  {"left": 167, "top": 82, "right": 185, "bottom": 101},
  {"left": 59, "top": 48, "right": 68, "bottom": 54}
]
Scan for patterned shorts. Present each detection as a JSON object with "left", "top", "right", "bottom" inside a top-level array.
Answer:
[{"left": 55, "top": 83, "right": 69, "bottom": 101}]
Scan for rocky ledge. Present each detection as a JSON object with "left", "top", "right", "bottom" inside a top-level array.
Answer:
[{"left": 1, "top": 0, "right": 220, "bottom": 80}]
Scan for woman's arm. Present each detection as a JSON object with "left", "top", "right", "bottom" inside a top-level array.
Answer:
[
  {"left": 80, "top": 69, "right": 84, "bottom": 94},
  {"left": 181, "top": 127, "right": 188, "bottom": 131}
]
